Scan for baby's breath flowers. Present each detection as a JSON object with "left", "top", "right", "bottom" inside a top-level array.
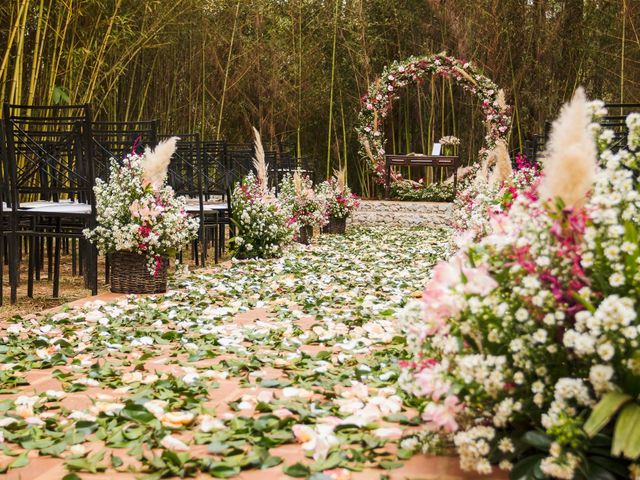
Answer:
[
  {"left": 400, "top": 97, "right": 640, "bottom": 478},
  {"left": 230, "top": 172, "right": 295, "bottom": 259}
]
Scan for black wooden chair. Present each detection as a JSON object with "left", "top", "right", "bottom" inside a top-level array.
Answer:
[
  {"left": 92, "top": 120, "right": 158, "bottom": 180},
  {"left": 166, "top": 134, "right": 207, "bottom": 265},
  {"left": 0, "top": 122, "right": 13, "bottom": 305},
  {"left": 2, "top": 103, "right": 98, "bottom": 304},
  {"left": 198, "top": 139, "right": 233, "bottom": 265},
  {"left": 601, "top": 104, "right": 640, "bottom": 152}
]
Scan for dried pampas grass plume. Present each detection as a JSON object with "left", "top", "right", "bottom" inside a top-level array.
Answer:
[
  {"left": 362, "top": 139, "right": 376, "bottom": 165},
  {"left": 252, "top": 127, "right": 268, "bottom": 190},
  {"left": 444, "top": 165, "right": 474, "bottom": 185},
  {"left": 142, "top": 136, "right": 179, "bottom": 187},
  {"left": 293, "top": 170, "right": 304, "bottom": 196},
  {"left": 488, "top": 139, "right": 513, "bottom": 186},
  {"left": 497, "top": 89, "right": 507, "bottom": 110},
  {"left": 539, "top": 87, "right": 597, "bottom": 208},
  {"left": 333, "top": 165, "right": 347, "bottom": 193}
]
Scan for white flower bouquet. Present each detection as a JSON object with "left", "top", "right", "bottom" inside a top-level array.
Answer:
[
  {"left": 84, "top": 138, "right": 199, "bottom": 276},
  {"left": 400, "top": 90, "right": 640, "bottom": 479},
  {"left": 230, "top": 172, "right": 295, "bottom": 259},
  {"left": 315, "top": 171, "right": 360, "bottom": 220},
  {"left": 439, "top": 135, "right": 461, "bottom": 146}
]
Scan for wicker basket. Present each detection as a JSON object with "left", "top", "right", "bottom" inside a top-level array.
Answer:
[
  {"left": 322, "top": 215, "right": 347, "bottom": 234},
  {"left": 110, "top": 251, "right": 168, "bottom": 294},
  {"left": 296, "top": 225, "right": 313, "bottom": 245}
]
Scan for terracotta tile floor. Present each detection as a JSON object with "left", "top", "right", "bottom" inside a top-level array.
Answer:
[{"left": 1, "top": 290, "right": 505, "bottom": 480}]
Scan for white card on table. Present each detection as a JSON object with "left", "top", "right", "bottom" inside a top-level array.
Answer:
[{"left": 431, "top": 143, "right": 442, "bottom": 156}]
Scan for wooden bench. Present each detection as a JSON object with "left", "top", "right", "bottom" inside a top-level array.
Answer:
[{"left": 385, "top": 154, "right": 459, "bottom": 199}]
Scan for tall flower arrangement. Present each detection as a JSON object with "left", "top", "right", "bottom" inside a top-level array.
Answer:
[
  {"left": 399, "top": 91, "right": 640, "bottom": 479},
  {"left": 315, "top": 168, "right": 360, "bottom": 220},
  {"left": 230, "top": 128, "right": 295, "bottom": 258},
  {"left": 451, "top": 153, "right": 539, "bottom": 240},
  {"left": 84, "top": 138, "right": 199, "bottom": 275},
  {"left": 280, "top": 171, "right": 328, "bottom": 229}
]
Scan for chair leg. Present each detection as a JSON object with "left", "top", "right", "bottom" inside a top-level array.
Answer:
[
  {"left": 39, "top": 236, "right": 44, "bottom": 275},
  {"left": 200, "top": 221, "right": 207, "bottom": 268},
  {"left": 78, "top": 244, "right": 83, "bottom": 276},
  {"left": 105, "top": 253, "right": 110, "bottom": 284},
  {"left": 89, "top": 244, "right": 98, "bottom": 295},
  {"left": 47, "top": 237, "right": 53, "bottom": 280},
  {"left": 0, "top": 234, "right": 4, "bottom": 306},
  {"left": 9, "top": 233, "right": 18, "bottom": 305},
  {"left": 53, "top": 236, "right": 61, "bottom": 298},
  {"left": 214, "top": 226, "right": 219, "bottom": 264},
  {"left": 194, "top": 240, "right": 200, "bottom": 267},
  {"left": 35, "top": 237, "right": 41, "bottom": 281},
  {"left": 219, "top": 223, "right": 225, "bottom": 255},
  {"left": 27, "top": 236, "right": 35, "bottom": 298},
  {"left": 72, "top": 238, "right": 77, "bottom": 276}
]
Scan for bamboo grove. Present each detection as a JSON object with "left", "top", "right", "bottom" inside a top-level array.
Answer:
[{"left": 1, "top": 0, "right": 639, "bottom": 194}]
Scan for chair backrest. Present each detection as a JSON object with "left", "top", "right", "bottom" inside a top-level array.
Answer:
[
  {"left": 165, "top": 133, "right": 201, "bottom": 198},
  {"left": 2, "top": 103, "right": 94, "bottom": 207},
  {"left": 0, "top": 121, "right": 8, "bottom": 208},
  {"left": 91, "top": 120, "right": 157, "bottom": 180},
  {"left": 297, "top": 154, "right": 316, "bottom": 182},
  {"left": 199, "top": 140, "right": 229, "bottom": 200},
  {"left": 600, "top": 104, "right": 640, "bottom": 152},
  {"left": 226, "top": 143, "right": 255, "bottom": 187}
]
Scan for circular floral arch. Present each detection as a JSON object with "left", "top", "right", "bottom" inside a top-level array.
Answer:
[{"left": 357, "top": 52, "right": 512, "bottom": 182}]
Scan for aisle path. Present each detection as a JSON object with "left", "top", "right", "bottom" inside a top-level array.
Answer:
[{"left": 0, "top": 226, "right": 504, "bottom": 479}]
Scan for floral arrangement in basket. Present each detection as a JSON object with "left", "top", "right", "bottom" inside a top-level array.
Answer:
[
  {"left": 230, "top": 128, "right": 295, "bottom": 258},
  {"left": 315, "top": 167, "right": 360, "bottom": 220},
  {"left": 84, "top": 138, "right": 199, "bottom": 275},
  {"left": 280, "top": 171, "right": 328, "bottom": 228},
  {"left": 398, "top": 89, "right": 640, "bottom": 479}
]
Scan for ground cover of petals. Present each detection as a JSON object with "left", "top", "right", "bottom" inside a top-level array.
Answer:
[{"left": 0, "top": 226, "right": 493, "bottom": 480}]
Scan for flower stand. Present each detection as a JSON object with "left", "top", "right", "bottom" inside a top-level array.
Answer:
[
  {"left": 296, "top": 225, "right": 313, "bottom": 245},
  {"left": 322, "top": 215, "right": 347, "bottom": 234},
  {"left": 110, "top": 251, "right": 168, "bottom": 294}
]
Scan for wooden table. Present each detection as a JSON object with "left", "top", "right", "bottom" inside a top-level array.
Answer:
[{"left": 385, "top": 154, "right": 459, "bottom": 199}]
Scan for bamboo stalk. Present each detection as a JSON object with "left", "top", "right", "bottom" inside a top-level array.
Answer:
[
  {"left": 48, "top": 1, "right": 74, "bottom": 104},
  {"left": 9, "top": 0, "right": 29, "bottom": 107},
  {"left": 84, "top": 0, "right": 123, "bottom": 104},
  {"left": 339, "top": 88, "right": 348, "bottom": 178},
  {"left": 26, "top": 0, "right": 48, "bottom": 107},
  {"left": 297, "top": 1, "right": 303, "bottom": 159},
  {"left": 620, "top": 0, "right": 626, "bottom": 108},
  {"left": 216, "top": 0, "right": 241, "bottom": 140},
  {"left": 325, "top": 0, "right": 340, "bottom": 177},
  {"left": 417, "top": 84, "right": 426, "bottom": 154},
  {"left": 0, "top": 0, "right": 29, "bottom": 105}
]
